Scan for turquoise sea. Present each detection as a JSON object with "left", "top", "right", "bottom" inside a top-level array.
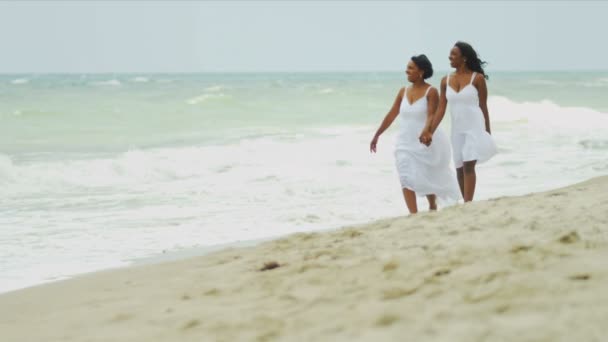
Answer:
[{"left": 1, "top": 71, "right": 607, "bottom": 292}]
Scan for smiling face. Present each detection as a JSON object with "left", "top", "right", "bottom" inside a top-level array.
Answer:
[
  {"left": 449, "top": 46, "right": 465, "bottom": 68},
  {"left": 405, "top": 60, "right": 423, "bottom": 83}
]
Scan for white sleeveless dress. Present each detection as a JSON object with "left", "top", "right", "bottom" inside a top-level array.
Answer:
[
  {"left": 446, "top": 72, "right": 497, "bottom": 167},
  {"left": 394, "top": 86, "right": 460, "bottom": 201}
]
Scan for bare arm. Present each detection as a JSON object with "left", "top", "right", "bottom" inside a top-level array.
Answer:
[
  {"left": 370, "top": 87, "right": 404, "bottom": 152},
  {"left": 373, "top": 87, "right": 404, "bottom": 138},
  {"left": 429, "top": 76, "right": 448, "bottom": 134},
  {"left": 475, "top": 74, "right": 491, "bottom": 134},
  {"left": 422, "top": 87, "right": 439, "bottom": 133}
]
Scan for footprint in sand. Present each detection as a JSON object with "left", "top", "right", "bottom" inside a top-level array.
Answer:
[
  {"left": 569, "top": 274, "right": 591, "bottom": 281},
  {"left": 382, "top": 260, "right": 399, "bottom": 272},
  {"left": 343, "top": 229, "right": 363, "bottom": 238},
  {"left": 307, "top": 249, "right": 333, "bottom": 260},
  {"left": 510, "top": 245, "right": 533, "bottom": 253},
  {"left": 203, "top": 288, "right": 221, "bottom": 296},
  {"left": 558, "top": 231, "right": 581, "bottom": 244},
  {"left": 181, "top": 319, "right": 200, "bottom": 330},
  {"left": 463, "top": 272, "right": 508, "bottom": 303},
  {"left": 381, "top": 281, "right": 425, "bottom": 300},
  {"left": 375, "top": 313, "right": 400, "bottom": 326},
  {"left": 433, "top": 269, "right": 451, "bottom": 277},
  {"left": 495, "top": 304, "right": 510, "bottom": 314},
  {"left": 109, "top": 313, "right": 134, "bottom": 322}
]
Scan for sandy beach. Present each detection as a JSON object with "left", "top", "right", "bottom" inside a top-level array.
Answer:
[{"left": 1, "top": 176, "right": 607, "bottom": 342}]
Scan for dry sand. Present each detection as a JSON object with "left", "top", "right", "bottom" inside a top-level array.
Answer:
[{"left": 1, "top": 176, "right": 607, "bottom": 342}]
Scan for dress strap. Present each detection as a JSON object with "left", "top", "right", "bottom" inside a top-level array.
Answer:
[
  {"left": 469, "top": 72, "right": 477, "bottom": 85},
  {"left": 423, "top": 85, "right": 432, "bottom": 97}
]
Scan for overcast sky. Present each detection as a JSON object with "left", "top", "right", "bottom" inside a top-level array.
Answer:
[{"left": 0, "top": 1, "right": 606, "bottom": 73}]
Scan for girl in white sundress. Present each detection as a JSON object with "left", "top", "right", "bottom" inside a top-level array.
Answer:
[
  {"left": 421, "top": 42, "right": 497, "bottom": 202},
  {"left": 370, "top": 55, "right": 460, "bottom": 214}
]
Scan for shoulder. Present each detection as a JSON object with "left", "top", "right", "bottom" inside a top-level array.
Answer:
[
  {"left": 427, "top": 86, "right": 439, "bottom": 97},
  {"left": 398, "top": 86, "right": 406, "bottom": 97},
  {"left": 440, "top": 75, "right": 449, "bottom": 85},
  {"left": 473, "top": 72, "right": 486, "bottom": 84}
]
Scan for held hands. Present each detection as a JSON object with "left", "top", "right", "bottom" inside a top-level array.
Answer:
[
  {"left": 419, "top": 130, "right": 433, "bottom": 146},
  {"left": 370, "top": 135, "right": 379, "bottom": 153}
]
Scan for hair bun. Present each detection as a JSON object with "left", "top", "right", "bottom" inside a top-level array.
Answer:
[{"left": 411, "top": 54, "right": 434, "bottom": 79}]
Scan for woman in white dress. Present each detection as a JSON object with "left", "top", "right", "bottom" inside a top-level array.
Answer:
[
  {"left": 420, "top": 42, "right": 497, "bottom": 202},
  {"left": 370, "top": 55, "right": 460, "bottom": 214}
]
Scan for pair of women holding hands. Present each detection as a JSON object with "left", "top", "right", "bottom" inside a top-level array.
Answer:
[{"left": 370, "top": 41, "right": 497, "bottom": 214}]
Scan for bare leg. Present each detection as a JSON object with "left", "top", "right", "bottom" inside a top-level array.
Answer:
[
  {"left": 402, "top": 188, "right": 418, "bottom": 214},
  {"left": 456, "top": 167, "right": 465, "bottom": 199},
  {"left": 426, "top": 194, "right": 437, "bottom": 211},
  {"left": 462, "top": 160, "right": 477, "bottom": 202}
]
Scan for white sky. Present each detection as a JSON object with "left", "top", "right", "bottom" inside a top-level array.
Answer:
[{"left": 0, "top": 1, "right": 606, "bottom": 72}]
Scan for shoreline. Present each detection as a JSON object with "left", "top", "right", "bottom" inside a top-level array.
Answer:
[
  {"left": 1, "top": 220, "right": 383, "bottom": 296},
  {"left": 0, "top": 237, "right": 272, "bottom": 296},
  {"left": 1, "top": 175, "right": 607, "bottom": 341}
]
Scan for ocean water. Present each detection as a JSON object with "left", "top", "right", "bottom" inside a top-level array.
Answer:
[{"left": 1, "top": 72, "right": 607, "bottom": 292}]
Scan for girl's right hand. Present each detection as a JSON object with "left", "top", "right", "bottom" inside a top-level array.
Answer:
[{"left": 370, "top": 136, "right": 379, "bottom": 153}]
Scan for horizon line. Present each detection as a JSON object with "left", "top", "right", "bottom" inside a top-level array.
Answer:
[{"left": 1, "top": 69, "right": 607, "bottom": 75}]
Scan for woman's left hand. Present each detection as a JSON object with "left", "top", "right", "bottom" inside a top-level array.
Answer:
[{"left": 419, "top": 131, "right": 433, "bottom": 146}]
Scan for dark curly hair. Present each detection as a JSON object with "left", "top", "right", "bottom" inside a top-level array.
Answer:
[
  {"left": 454, "top": 41, "right": 488, "bottom": 80},
  {"left": 411, "top": 54, "right": 433, "bottom": 80}
]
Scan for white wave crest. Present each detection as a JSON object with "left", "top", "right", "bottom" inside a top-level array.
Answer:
[
  {"left": 186, "top": 93, "right": 227, "bottom": 105},
  {"left": 91, "top": 79, "right": 122, "bottom": 86},
  {"left": 130, "top": 77, "right": 149, "bottom": 83},
  {"left": 204, "top": 85, "right": 226, "bottom": 92},
  {"left": 528, "top": 79, "right": 560, "bottom": 86},
  {"left": 10, "top": 78, "right": 29, "bottom": 85},
  {"left": 488, "top": 96, "right": 608, "bottom": 131}
]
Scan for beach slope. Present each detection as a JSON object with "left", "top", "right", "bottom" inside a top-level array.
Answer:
[{"left": 1, "top": 177, "right": 607, "bottom": 342}]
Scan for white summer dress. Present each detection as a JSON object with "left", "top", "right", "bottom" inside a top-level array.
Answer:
[
  {"left": 394, "top": 86, "right": 460, "bottom": 201},
  {"left": 446, "top": 72, "right": 497, "bottom": 168}
]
